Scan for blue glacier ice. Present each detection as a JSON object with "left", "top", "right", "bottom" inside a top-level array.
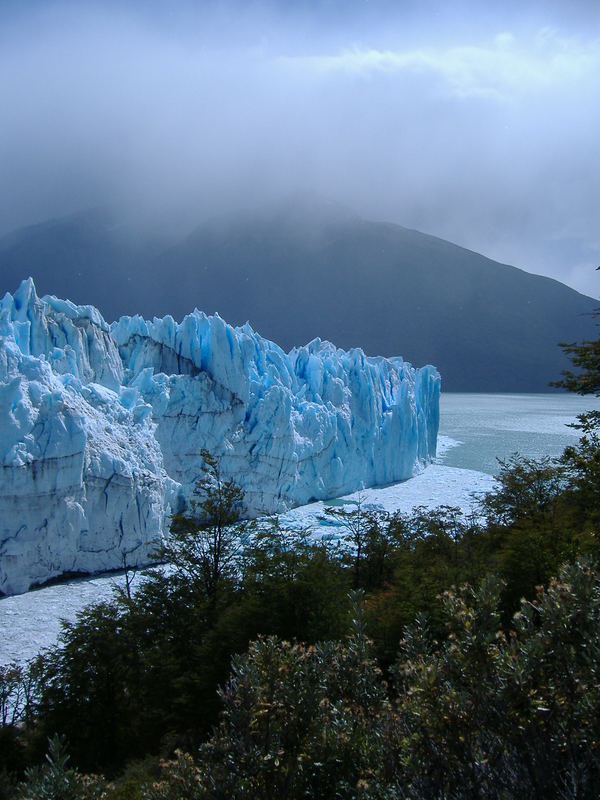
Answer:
[{"left": 0, "top": 279, "right": 440, "bottom": 595}]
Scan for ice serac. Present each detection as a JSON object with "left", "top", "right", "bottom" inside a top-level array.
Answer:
[
  {"left": 0, "top": 281, "right": 178, "bottom": 596},
  {"left": 1, "top": 279, "right": 440, "bottom": 595},
  {"left": 111, "top": 315, "right": 440, "bottom": 514}
]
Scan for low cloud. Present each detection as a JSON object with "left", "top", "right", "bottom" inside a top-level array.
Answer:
[
  {"left": 0, "top": 1, "right": 598, "bottom": 296},
  {"left": 295, "top": 29, "right": 600, "bottom": 99}
]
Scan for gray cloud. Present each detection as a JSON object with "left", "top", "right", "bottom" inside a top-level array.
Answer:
[{"left": 1, "top": 1, "right": 599, "bottom": 296}]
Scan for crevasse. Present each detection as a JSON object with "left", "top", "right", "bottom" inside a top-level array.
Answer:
[{"left": 0, "top": 279, "right": 440, "bottom": 595}]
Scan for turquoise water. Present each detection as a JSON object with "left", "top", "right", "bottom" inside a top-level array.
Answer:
[{"left": 438, "top": 393, "right": 600, "bottom": 475}]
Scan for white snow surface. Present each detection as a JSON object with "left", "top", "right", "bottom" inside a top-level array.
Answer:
[
  {"left": 278, "top": 462, "right": 493, "bottom": 536},
  {"left": 0, "top": 279, "right": 440, "bottom": 596},
  {"left": 0, "top": 461, "right": 493, "bottom": 667}
]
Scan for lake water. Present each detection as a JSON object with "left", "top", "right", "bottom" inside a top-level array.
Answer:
[
  {"left": 438, "top": 392, "right": 598, "bottom": 474},
  {"left": 2, "top": 391, "right": 597, "bottom": 666}
]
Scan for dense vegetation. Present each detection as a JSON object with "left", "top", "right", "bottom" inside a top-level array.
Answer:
[{"left": 1, "top": 324, "right": 600, "bottom": 798}]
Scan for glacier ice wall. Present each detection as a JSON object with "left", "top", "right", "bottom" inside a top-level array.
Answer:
[
  {"left": 0, "top": 281, "right": 178, "bottom": 596},
  {"left": 0, "top": 279, "right": 440, "bottom": 595}
]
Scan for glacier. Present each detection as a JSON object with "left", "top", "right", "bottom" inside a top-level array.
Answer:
[{"left": 0, "top": 279, "right": 440, "bottom": 596}]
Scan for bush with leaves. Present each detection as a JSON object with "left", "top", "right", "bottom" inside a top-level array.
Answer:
[
  {"left": 17, "top": 735, "right": 106, "bottom": 800},
  {"left": 498, "top": 560, "right": 600, "bottom": 797},
  {"left": 323, "top": 494, "right": 382, "bottom": 589},
  {"left": 143, "top": 560, "right": 600, "bottom": 799},
  {"left": 393, "top": 560, "right": 600, "bottom": 799},
  {"left": 141, "top": 752, "right": 203, "bottom": 800},
  {"left": 561, "top": 414, "right": 600, "bottom": 521},
  {"left": 35, "top": 601, "right": 148, "bottom": 772},
  {"left": 193, "top": 593, "right": 393, "bottom": 799},
  {"left": 240, "top": 524, "right": 350, "bottom": 643},
  {"left": 393, "top": 577, "right": 515, "bottom": 798}
]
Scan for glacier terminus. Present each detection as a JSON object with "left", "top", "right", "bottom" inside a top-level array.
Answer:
[{"left": 0, "top": 279, "right": 440, "bottom": 595}]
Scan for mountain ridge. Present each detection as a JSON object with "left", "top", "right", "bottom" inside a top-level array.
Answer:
[{"left": 0, "top": 203, "right": 596, "bottom": 392}]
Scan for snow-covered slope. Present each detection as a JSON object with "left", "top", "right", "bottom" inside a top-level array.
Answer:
[{"left": 0, "top": 279, "right": 440, "bottom": 595}]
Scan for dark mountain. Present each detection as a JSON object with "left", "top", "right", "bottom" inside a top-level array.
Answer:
[
  {"left": 0, "top": 209, "right": 167, "bottom": 318},
  {"left": 1, "top": 201, "right": 597, "bottom": 391}
]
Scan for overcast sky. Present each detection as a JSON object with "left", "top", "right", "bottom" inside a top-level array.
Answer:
[{"left": 1, "top": 0, "right": 599, "bottom": 297}]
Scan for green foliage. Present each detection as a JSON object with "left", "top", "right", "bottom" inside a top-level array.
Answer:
[
  {"left": 143, "top": 562, "right": 600, "bottom": 799},
  {"left": 103, "top": 756, "right": 162, "bottom": 800},
  {"left": 17, "top": 735, "right": 106, "bottom": 799},
  {"left": 16, "top": 408, "right": 600, "bottom": 791},
  {"left": 553, "top": 312, "right": 600, "bottom": 396},
  {"left": 553, "top": 310, "right": 600, "bottom": 521},
  {"left": 502, "top": 561, "right": 600, "bottom": 795},
  {"left": 0, "top": 664, "right": 24, "bottom": 729},
  {"left": 0, "top": 658, "right": 44, "bottom": 782},
  {"left": 34, "top": 602, "right": 146, "bottom": 771},
  {"left": 160, "top": 449, "right": 247, "bottom": 605},
  {"left": 189, "top": 592, "right": 393, "bottom": 799},
  {"left": 142, "top": 751, "right": 203, "bottom": 800},
  {"left": 392, "top": 577, "right": 509, "bottom": 797},
  {"left": 482, "top": 454, "right": 564, "bottom": 527},
  {"left": 26, "top": 449, "right": 600, "bottom": 777},
  {"left": 28, "top": 459, "right": 351, "bottom": 774},
  {"left": 0, "top": 769, "right": 17, "bottom": 800},
  {"left": 478, "top": 454, "right": 598, "bottom": 618},
  {"left": 324, "top": 494, "right": 381, "bottom": 588},
  {"left": 240, "top": 524, "right": 350, "bottom": 643},
  {"left": 393, "top": 560, "right": 600, "bottom": 798},
  {"left": 561, "top": 420, "right": 600, "bottom": 520}
]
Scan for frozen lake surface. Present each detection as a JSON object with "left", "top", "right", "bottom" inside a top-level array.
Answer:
[{"left": 2, "top": 392, "right": 597, "bottom": 667}]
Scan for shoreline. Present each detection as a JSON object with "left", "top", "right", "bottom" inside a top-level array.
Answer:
[{"left": 0, "top": 461, "right": 495, "bottom": 667}]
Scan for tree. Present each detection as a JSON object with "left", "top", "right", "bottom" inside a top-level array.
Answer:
[
  {"left": 35, "top": 601, "right": 143, "bottom": 771},
  {"left": 553, "top": 310, "right": 600, "bottom": 396},
  {"left": 0, "top": 664, "right": 23, "bottom": 728},
  {"left": 481, "top": 454, "right": 564, "bottom": 528},
  {"left": 240, "top": 522, "right": 350, "bottom": 642},
  {"left": 161, "top": 450, "right": 248, "bottom": 605},
  {"left": 561, "top": 420, "right": 600, "bottom": 517},
  {"left": 323, "top": 493, "right": 379, "bottom": 588},
  {"left": 553, "top": 309, "right": 600, "bottom": 518},
  {"left": 552, "top": 308, "right": 600, "bottom": 437}
]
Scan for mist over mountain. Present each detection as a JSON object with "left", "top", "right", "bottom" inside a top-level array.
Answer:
[
  {"left": 0, "top": 199, "right": 596, "bottom": 392},
  {"left": 0, "top": 208, "right": 170, "bottom": 318}
]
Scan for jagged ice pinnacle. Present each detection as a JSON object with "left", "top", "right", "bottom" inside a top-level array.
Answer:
[{"left": 0, "top": 279, "right": 440, "bottom": 595}]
